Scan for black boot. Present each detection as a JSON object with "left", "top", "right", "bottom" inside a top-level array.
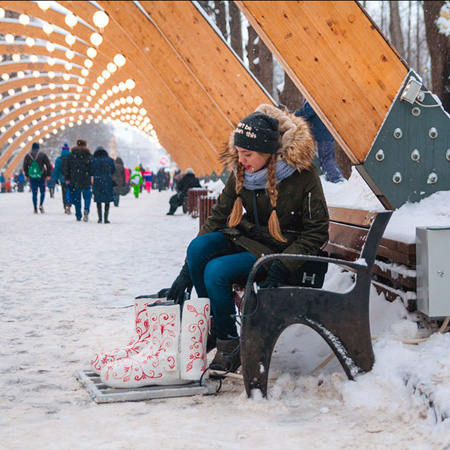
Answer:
[
  {"left": 210, "top": 338, "right": 240, "bottom": 373},
  {"left": 104, "top": 202, "right": 110, "bottom": 224},
  {"left": 97, "top": 203, "right": 102, "bottom": 223},
  {"left": 207, "top": 317, "right": 217, "bottom": 353},
  {"left": 166, "top": 205, "right": 177, "bottom": 215}
]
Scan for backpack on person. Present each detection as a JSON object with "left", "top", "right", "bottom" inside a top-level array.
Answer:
[{"left": 28, "top": 152, "right": 43, "bottom": 179}]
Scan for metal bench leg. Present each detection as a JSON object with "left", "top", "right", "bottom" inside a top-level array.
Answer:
[{"left": 241, "top": 287, "right": 374, "bottom": 397}]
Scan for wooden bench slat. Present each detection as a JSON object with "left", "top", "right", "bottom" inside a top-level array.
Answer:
[
  {"left": 372, "top": 265, "right": 417, "bottom": 289},
  {"left": 380, "top": 237, "right": 416, "bottom": 255},
  {"left": 377, "top": 246, "right": 416, "bottom": 266},
  {"left": 328, "top": 206, "right": 377, "bottom": 228},
  {"left": 329, "top": 222, "right": 369, "bottom": 254}
]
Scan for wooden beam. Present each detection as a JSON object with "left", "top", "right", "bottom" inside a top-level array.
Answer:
[
  {"left": 140, "top": 1, "right": 272, "bottom": 122},
  {"left": 235, "top": 1, "right": 408, "bottom": 164}
]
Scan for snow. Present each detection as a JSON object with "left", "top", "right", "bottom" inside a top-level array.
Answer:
[{"left": 1, "top": 173, "right": 450, "bottom": 449}]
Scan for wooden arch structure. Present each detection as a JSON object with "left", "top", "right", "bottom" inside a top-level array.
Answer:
[
  {"left": 1, "top": 1, "right": 448, "bottom": 208},
  {"left": 0, "top": 0, "right": 272, "bottom": 181}
]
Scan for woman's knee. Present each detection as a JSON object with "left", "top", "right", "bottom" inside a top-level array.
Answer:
[
  {"left": 187, "top": 232, "right": 225, "bottom": 263},
  {"left": 204, "top": 258, "right": 233, "bottom": 293}
]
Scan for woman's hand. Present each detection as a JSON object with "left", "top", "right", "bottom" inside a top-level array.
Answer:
[
  {"left": 165, "top": 262, "right": 193, "bottom": 304},
  {"left": 258, "top": 260, "right": 290, "bottom": 288}
]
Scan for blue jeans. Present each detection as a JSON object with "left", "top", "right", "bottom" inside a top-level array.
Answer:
[
  {"left": 187, "top": 232, "right": 258, "bottom": 340},
  {"left": 318, "top": 140, "right": 344, "bottom": 183},
  {"left": 30, "top": 178, "right": 46, "bottom": 210},
  {"left": 72, "top": 188, "right": 92, "bottom": 219}
]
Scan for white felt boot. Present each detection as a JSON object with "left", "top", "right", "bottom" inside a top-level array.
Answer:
[
  {"left": 179, "top": 298, "right": 210, "bottom": 381},
  {"left": 100, "top": 302, "right": 183, "bottom": 388},
  {"left": 90, "top": 298, "right": 152, "bottom": 374}
]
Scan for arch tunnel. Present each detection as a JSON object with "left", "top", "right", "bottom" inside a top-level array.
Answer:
[{"left": 1, "top": 1, "right": 448, "bottom": 209}]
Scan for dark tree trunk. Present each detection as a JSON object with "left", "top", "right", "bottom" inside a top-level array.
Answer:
[
  {"left": 423, "top": 1, "right": 450, "bottom": 112},
  {"left": 278, "top": 73, "right": 303, "bottom": 112},
  {"left": 389, "top": 1, "right": 405, "bottom": 56},
  {"left": 407, "top": 1, "right": 412, "bottom": 63},
  {"left": 214, "top": 1, "right": 227, "bottom": 38},
  {"left": 197, "top": 1, "right": 212, "bottom": 16},
  {"left": 229, "top": 2, "right": 243, "bottom": 59},
  {"left": 335, "top": 142, "right": 352, "bottom": 180},
  {"left": 416, "top": 3, "right": 421, "bottom": 71},
  {"left": 247, "top": 25, "right": 273, "bottom": 95}
]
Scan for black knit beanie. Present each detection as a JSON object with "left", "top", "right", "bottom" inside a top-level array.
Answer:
[{"left": 234, "top": 112, "right": 279, "bottom": 154}]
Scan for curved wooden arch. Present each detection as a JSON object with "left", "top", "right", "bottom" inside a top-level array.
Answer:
[
  {"left": 0, "top": 88, "right": 86, "bottom": 118},
  {"left": 1, "top": 0, "right": 275, "bottom": 176},
  {"left": 0, "top": 97, "right": 86, "bottom": 137},
  {"left": 0, "top": 103, "right": 100, "bottom": 167},
  {"left": 0, "top": 43, "right": 86, "bottom": 68},
  {"left": 2, "top": 111, "right": 106, "bottom": 179}
]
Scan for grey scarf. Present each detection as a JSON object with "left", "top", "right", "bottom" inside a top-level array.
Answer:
[{"left": 242, "top": 161, "right": 296, "bottom": 190}]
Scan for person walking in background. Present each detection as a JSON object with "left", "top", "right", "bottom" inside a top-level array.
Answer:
[
  {"left": 52, "top": 143, "right": 72, "bottom": 214},
  {"left": 92, "top": 146, "right": 115, "bottom": 224},
  {"left": 143, "top": 168, "right": 152, "bottom": 193},
  {"left": 63, "top": 139, "right": 92, "bottom": 222},
  {"left": 166, "top": 168, "right": 201, "bottom": 215},
  {"left": 130, "top": 166, "right": 143, "bottom": 198},
  {"left": 17, "top": 170, "right": 26, "bottom": 193},
  {"left": 295, "top": 100, "right": 344, "bottom": 183},
  {"left": 112, "top": 157, "right": 126, "bottom": 207},
  {"left": 47, "top": 164, "right": 56, "bottom": 198},
  {"left": 22, "top": 142, "right": 52, "bottom": 214},
  {"left": 156, "top": 168, "right": 165, "bottom": 192}
]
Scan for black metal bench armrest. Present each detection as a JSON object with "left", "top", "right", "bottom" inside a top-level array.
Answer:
[{"left": 244, "top": 253, "right": 368, "bottom": 294}]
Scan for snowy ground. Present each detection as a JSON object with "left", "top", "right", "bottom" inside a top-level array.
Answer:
[{"left": 1, "top": 173, "right": 450, "bottom": 449}]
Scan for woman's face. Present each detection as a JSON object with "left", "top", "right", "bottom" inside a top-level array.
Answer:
[{"left": 236, "top": 147, "right": 271, "bottom": 173}]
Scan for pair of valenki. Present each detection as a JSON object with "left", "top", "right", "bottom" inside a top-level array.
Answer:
[{"left": 91, "top": 297, "right": 210, "bottom": 388}]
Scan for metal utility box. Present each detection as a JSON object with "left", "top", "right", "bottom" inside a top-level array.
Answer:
[{"left": 416, "top": 227, "right": 450, "bottom": 317}]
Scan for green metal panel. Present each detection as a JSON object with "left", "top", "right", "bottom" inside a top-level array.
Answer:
[{"left": 361, "top": 71, "right": 450, "bottom": 209}]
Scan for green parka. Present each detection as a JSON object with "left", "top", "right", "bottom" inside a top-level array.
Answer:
[{"left": 199, "top": 104, "right": 329, "bottom": 274}]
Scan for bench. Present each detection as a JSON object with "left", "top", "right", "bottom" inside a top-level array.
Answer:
[
  {"left": 199, "top": 196, "right": 417, "bottom": 311},
  {"left": 239, "top": 207, "right": 392, "bottom": 398},
  {"left": 186, "top": 188, "right": 208, "bottom": 217}
]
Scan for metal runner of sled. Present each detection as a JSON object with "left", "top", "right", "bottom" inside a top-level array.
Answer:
[{"left": 75, "top": 370, "right": 217, "bottom": 403}]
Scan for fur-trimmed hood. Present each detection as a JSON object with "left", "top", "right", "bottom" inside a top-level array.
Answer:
[
  {"left": 220, "top": 104, "right": 315, "bottom": 172},
  {"left": 70, "top": 145, "right": 91, "bottom": 156}
]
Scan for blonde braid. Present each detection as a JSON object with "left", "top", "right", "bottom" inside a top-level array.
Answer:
[
  {"left": 228, "top": 163, "right": 245, "bottom": 227},
  {"left": 266, "top": 154, "right": 287, "bottom": 243}
]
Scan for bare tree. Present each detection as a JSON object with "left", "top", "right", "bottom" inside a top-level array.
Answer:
[
  {"left": 213, "top": 1, "right": 227, "bottom": 38},
  {"left": 407, "top": 1, "right": 412, "bottom": 62},
  {"left": 229, "top": 2, "right": 243, "bottom": 59},
  {"left": 278, "top": 73, "right": 303, "bottom": 112},
  {"left": 423, "top": 1, "right": 450, "bottom": 112},
  {"left": 389, "top": 1, "right": 405, "bottom": 56},
  {"left": 247, "top": 25, "right": 273, "bottom": 95}
]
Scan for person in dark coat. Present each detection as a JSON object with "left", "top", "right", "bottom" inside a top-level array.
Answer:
[
  {"left": 52, "top": 143, "right": 72, "bottom": 214},
  {"left": 17, "top": 170, "right": 26, "bottom": 192},
  {"left": 47, "top": 164, "right": 56, "bottom": 197},
  {"left": 22, "top": 142, "right": 52, "bottom": 214},
  {"left": 156, "top": 168, "right": 165, "bottom": 192},
  {"left": 91, "top": 146, "right": 115, "bottom": 223},
  {"left": 160, "top": 104, "right": 329, "bottom": 372},
  {"left": 112, "top": 157, "right": 126, "bottom": 207},
  {"left": 166, "top": 169, "right": 201, "bottom": 215},
  {"left": 295, "top": 101, "right": 344, "bottom": 183},
  {"left": 63, "top": 139, "right": 92, "bottom": 222}
]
